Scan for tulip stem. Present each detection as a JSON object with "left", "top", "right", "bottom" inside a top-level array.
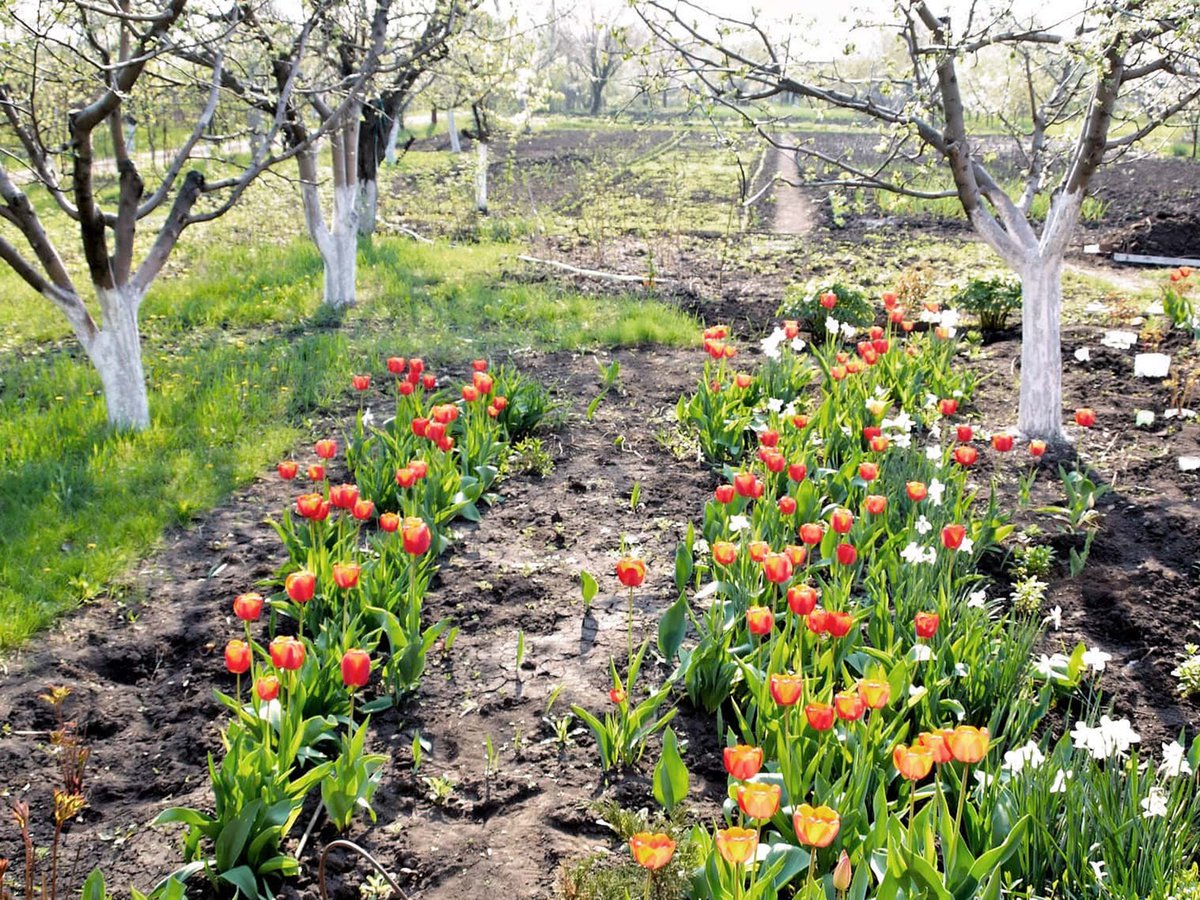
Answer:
[
  {"left": 806, "top": 850, "right": 816, "bottom": 891},
  {"left": 643, "top": 871, "right": 652, "bottom": 900},
  {"left": 908, "top": 783, "right": 917, "bottom": 876},
  {"left": 952, "top": 763, "right": 971, "bottom": 856},
  {"left": 627, "top": 585, "right": 634, "bottom": 664}
]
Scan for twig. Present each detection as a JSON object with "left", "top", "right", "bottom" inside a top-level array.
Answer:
[
  {"left": 516, "top": 255, "right": 676, "bottom": 285},
  {"left": 318, "top": 840, "right": 410, "bottom": 900},
  {"left": 390, "top": 224, "right": 433, "bottom": 244},
  {"left": 294, "top": 803, "right": 324, "bottom": 859}
]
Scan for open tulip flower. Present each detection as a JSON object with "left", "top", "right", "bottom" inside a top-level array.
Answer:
[
  {"left": 1029, "top": 439, "right": 1047, "bottom": 457},
  {"left": 233, "top": 591, "right": 263, "bottom": 622},
  {"left": 793, "top": 804, "right": 840, "bottom": 848},
  {"left": 947, "top": 725, "right": 990, "bottom": 764},
  {"left": 332, "top": 562, "right": 361, "bottom": 590},
  {"left": 615, "top": 557, "right": 646, "bottom": 587},
  {"left": 277, "top": 460, "right": 298, "bottom": 480},
  {"left": 737, "top": 782, "right": 781, "bottom": 820},
  {"left": 769, "top": 673, "right": 804, "bottom": 707},
  {"left": 723, "top": 744, "right": 763, "bottom": 780},
  {"left": 834, "top": 689, "right": 865, "bottom": 721},
  {"left": 952, "top": 445, "right": 978, "bottom": 466},
  {"left": 916, "top": 730, "right": 953, "bottom": 765},
  {"left": 629, "top": 832, "right": 676, "bottom": 871},
  {"left": 991, "top": 432, "right": 1014, "bottom": 451},
  {"left": 894, "top": 743, "right": 935, "bottom": 781},
  {"left": 314, "top": 439, "right": 337, "bottom": 459},
  {"left": 712, "top": 541, "right": 737, "bottom": 566},
  {"left": 716, "top": 826, "right": 758, "bottom": 866},
  {"left": 941, "top": 524, "right": 966, "bottom": 550},
  {"left": 762, "top": 552, "right": 793, "bottom": 584}
]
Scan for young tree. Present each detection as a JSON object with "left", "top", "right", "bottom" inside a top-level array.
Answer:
[
  {"left": 0, "top": 0, "right": 341, "bottom": 430},
  {"left": 640, "top": 1, "right": 1200, "bottom": 440},
  {"left": 567, "top": 4, "right": 631, "bottom": 116}
]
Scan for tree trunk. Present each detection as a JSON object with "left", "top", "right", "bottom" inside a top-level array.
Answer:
[
  {"left": 384, "top": 115, "right": 403, "bottom": 164},
  {"left": 324, "top": 185, "right": 359, "bottom": 307},
  {"left": 86, "top": 286, "right": 150, "bottom": 430},
  {"left": 358, "top": 179, "right": 378, "bottom": 236},
  {"left": 1017, "top": 255, "right": 1065, "bottom": 442},
  {"left": 590, "top": 82, "right": 604, "bottom": 116},
  {"left": 446, "top": 108, "right": 461, "bottom": 153},
  {"left": 475, "top": 140, "right": 489, "bottom": 213}
]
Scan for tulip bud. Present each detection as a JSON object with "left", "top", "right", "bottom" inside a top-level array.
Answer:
[
  {"left": 352, "top": 374, "right": 370, "bottom": 391},
  {"left": 379, "top": 512, "right": 400, "bottom": 532},
  {"left": 402, "top": 517, "right": 432, "bottom": 555},
  {"left": 224, "top": 639, "right": 251, "bottom": 674},
  {"left": 277, "top": 461, "right": 298, "bottom": 480},
  {"left": 233, "top": 592, "right": 263, "bottom": 622},
  {"left": 615, "top": 557, "right": 646, "bottom": 588},
  {"left": 341, "top": 649, "right": 371, "bottom": 688},
  {"left": 386, "top": 356, "right": 406, "bottom": 374},
  {"left": 256, "top": 675, "right": 280, "bottom": 701}
]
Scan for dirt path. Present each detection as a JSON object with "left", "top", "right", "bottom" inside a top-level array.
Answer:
[{"left": 770, "top": 144, "right": 818, "bottom": 236}]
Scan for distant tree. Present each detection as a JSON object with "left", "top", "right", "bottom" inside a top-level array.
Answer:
[
  {"left": 567, "top": 5, "right": 631, "bottom": 116},
  {"left": 641, "top": 0, "right": 1200, "bottom": 440}
]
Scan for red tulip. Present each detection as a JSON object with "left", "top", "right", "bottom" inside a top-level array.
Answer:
[
  {"left": 387, "top": 356, "right": 406, "bottom": 374},
  {"left": 759, "top": 448, "right": 786, "bottom": 473},
  {"left": 723, "top": 744, "right": 763, "bottom": 780},
  {"left": 233, "top": 592, "right": 264, "bottom": 621},
  {"left": 783, "top": 544, "right": 807, "bottom": 567},
  {"left": 306, "top": 464, "right": 325, "bottom": 482},
  {"left": 332, "top": 562, "right": 361, "bottom": 589},
  {"left": 408, "top": 357, "right": 425, "bottom": 375},
  {"left": 285, "top": 569, "right": 316, "bottom": 603},
  {"left": 769, "top": 673, "right": 803, "bottom": 706},
  {"left": 315, "top": 439, "right": 337, "bottom": 459},
  {"left": 402, "top": 517, "right": 432, "bottom": 555},
  {"left": 616, "top": 557, "right": 646, "bottom": 588},
  {"left": 762, "top": 552, "right": 793, "bottom": 584},
  {"left": 746, "top": 606, "right": 774, "bottom": 636},
  {"left": 352, "top": 374, "right": 370, "bottom": 391},
  {"left": 905, "top": 481, "right": 927, "bottom": 502},
  {"left": 956, "top": 424, "right": 974, "bottom": 442},
  {"left": 733, "top": 472, "right": 758, "bottom": 498},
  {"left": 862, "top": 426, "right": 882, "bottom": 441},
  {"left": 398, "top": 381, "right": 414, "bottom": 396},
  {"left": 1029, "top": 439, "right": 1047, "bottom": 457},
  {"left": 939, "top": 398, "right": 958, "bottom": 416},
  {"left": 953, "top": 445, "right": 978, "bottom": 466},
  {"left": 745, "top": 541, "right": 768, "bottom": 564},
  {"left": 426, "top": 422, "right": 447, "bottom": 442},
  {"left": 858, "top": 462, "right": 878, "bottom": 482},
  {"left": 330, "top": 483, "right": 359, "bottom": 510},
  {"left": 826, "top": 610, "right": 854, "bottom": 638},
  {"left": 759, "top": 429, "right": 779, "bottom": 448},
  {"left": 914, "top": 611, "right": 940, "bottom": 639},
  {"left": 788, "top": 462, "right": 807, "bottom": 482},
  {"left": 341, "top": 649, "right": 371, "bottom": 688},
  {"left": 411, "top": 417, "right": 429, "bottom": 438},
  {"left": 395, "top": 467, "right": 416, "bottom": 488},
  {"left": 834, "top": 689, "right": 864, "bottom": 720},
  {"left": 941, "top": 524, "right": 966, "bottom": 550},
  {"left": 473, "top": 373, "right": 494, "bottom": 394},
  {"left": 256, "top": 675, "right": 280, "bottom": 701},
  {"left": 410, "top": 459, "right": 429, "bottom": 479},
  {"left": 735, "top": 373, "right": 752, "bottom": 389},
  {"left": 869, "top": 435, "right": 890, "bottom": 453},
  {"left": 830, "top": 508, "right": 854, "bottom": 534},
  {"left": 352, "top": 499, "right": 374, "bottom": 520},
  {"left": 835, "top": 543, "right": 858, "bottom": 566},
  {"left": 804, "top": 702, "right": 835, "bottom": 731},
  {"left": 224, "top": 639, "right": 251, "bottom": 675},
  {"left": 820, "top": 292, "right": 837, "bottom": 309},
  {"left": 422, "top": 374, "right": 437, "bottom": 390},
  {"left": 806, "top": 607, "right": 830, "bottom": 634},
  {"left": 792, "top": 415, "right": 809, "bottom": 429},
  {"left": 991, "top": 433, "right": 1014, "bottom": 452},
  {"left": 882, "top": 291, "right": 898, "bottom": 309},
  {"left": 799, "top": 522, "right": 824, "bottom": 545},
  {"left": 1074, "top": 407, "right": 1096, "bottom": 428},
  {"left": 609, "top": 687, "right": 627, "bottom": 705},
  {"left": 277, "top": 461, "right": 298, "bottom": 480},
  {"left": 787, "top": 584, "right": 818, "bottom": 616},
  {"left": 712, "top": 541, "right": 737, "bottom": 566},
  {"left": 472, "top": 358, "right": 489, "bottom": 372},
  {"left": 864, "top": 494, "right": 887, "bottom": 516},
  {"left": 269, "top": 635, "right": 305, "bottom": 670},
  {"left": 778, "top": 496, "right": 797, "bottom": 516},
  {"left": 714, "top": 484, "right": 735, "bottom": 504},
  {"left": 462, "top": 385, "right": 479, "bottom": 402},
  {"left": 379, "top": 512, "right": 400, "bottom": 532}
]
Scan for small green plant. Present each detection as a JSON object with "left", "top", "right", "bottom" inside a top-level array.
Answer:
[
  {"left": 779, "top": 280, "right": 876, "bottom": 328},
  {"left": 1037, "top": 465, "right": 1109, "bottom": 531},
  {"left": 1068, "top": 530, "right": 1097, "bottom": 577},
  {"left": 1010, "top": 575, "right": 1048, "bottom": 617},
  {"left": 1018, "top": 467, "right": 1038, "bottom": 507},
  {"left": 630, "top": 480, "right": 642, "bottom": 512},
  {"left": 484, "top": 734, "right": 500, "bottom": 780},
  {"left": 544, "top": 712, "right": 578, "bottom": 750},
  {"left": 1174, "top": 644, "right": 1200, "bottom": 697},
  {"left": 499, "top": 437, "right": 554, "bottom": 478},
  {"left": 952, "top": 275, "right": 1023, "bottom": 332},
  {"left": 422, "top": 775, "right": 456, "bottom": 805},
  {"left": 587, "top": 358, "right": 622, "bottom": 421},
  {"left": 580, "top": 570, "right": 599, "bottom": 615},
  {"left": 359, "top": 873, "right": 395, "bottom": 900},
  {"left": 410, "top": 730, "right": 425, "bottom": 772},
  {"left": 1013, "top": 544, "right": 1054, "bottom": 579},
  {"left": 515, "top": 629, "right": 526, "bottom": 678},
  {"left": 321, "top": 722, "right": 387, "bottom": 831}
]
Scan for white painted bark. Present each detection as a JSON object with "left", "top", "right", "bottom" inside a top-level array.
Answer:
[
  {"left": 1016, "top": 256, "right": 1064, "bottom": 442},
  {"left": 357, "top": 179, "right": 378, "bottom": 237},
  {"left": 384, "top": 116, "right": 402, "bottom": 165},
  {"left": 446, "top": 108, "right": 461, "bottom": 153},
  {"left": 475, "top": 141, "right": 488, "bottom": 213},
  {"left": 84, "top": 286, "right": 150, "bottom": 430},
  {"left": 323, "top": 184, "right": 360, "bottom": 307}
]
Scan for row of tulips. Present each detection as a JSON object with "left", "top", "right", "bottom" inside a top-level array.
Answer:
[
  {"left": 154, "top": 358, "right": 546, "bottom": 898},
  {"left": 602, "top": 300, "right": 1200, "bottom": 899}
]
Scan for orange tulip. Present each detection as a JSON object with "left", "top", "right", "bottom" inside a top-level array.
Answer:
[
  {"left": 715, "top": 827, "right": 757, "bottom": 865},
  {"left": 858, "top": 678, "right": 890, "bottom": 709},
  {"left": 947, "top": 725, "right": 990, "bottom": 764},
  {"left": 804, "top": 702, "right": 835, "bottom": 731},
  {"left": 256, "top": 675, "right": 280, "bottom": 701},
  {"left": 787, "top": 584, "right": 818, "bottom": 616},
  {"left": 914, "top": 611, "right": 940, "bottom": 639},
  {"left": 799, "top": 522, "right": 824, "bottom": 545},
  {"left": 938, "top": 398, "right": 958, "bottom": 416},
  {"left": 793, "top": 804, "right": 840, "bottom": 848},
  {"left": 893, "top": 743, "right": 935, "bottom": 781},
  {"left": 1029, "top": 439, "right": 1047, "bottom": 457},
  {"left": 783, "top": 544, "right": 807, "bottom": 567},
  {"left": 762, "top": 552, "right": 793, "bottom": 584},
  {"left": 629, "top": 832, "right": 676, "bottom": 871},
  {"left": 991, "top": 433, "right": 1014, "bottom": 452},
  {"left": 332, "top": 562, "right": 361, "bottom": 589},
  {"left": 747, "top": 540, "right": 770, "bottom": 563},
  {"left": 864, "top": 494, "right": 887, "bottom": 516},
  {"left": 826, "top": 610, "right": 854, "bottom": 638},
  {"left": 224, "top": 639, "right": 251, "bottom": 675},
  {"left": 906, "top": 481, "right": 927, "bottom": 502},
  {"left": 832, "top": 850, "right": 852, "bottom": 891},
  {"left": 341, "top": 649, "right": 371, "bottom": 688},
  {"left": 233, "top": 591, "right": 263, "bottom": 622},
  {"left": 769, "top": 673, "right": 804, "bottom": 707},
  {"left": 314, "top": 439, "right": 337, "bottom": 459},
  {"left": 834, "top": 689, "right": 865, "bottom": 721},
  {"left": 712, "top": 541, "right": 737, "bottom": 566},
  {"left": 830, "top": 508, "right": 854, "bottom": 534},
  {"left": 916, "top": 730, "right": 954, "bottom": 765},
  {"left": 953, "top": 445, "right": 978, "bottom": 466},
  {"left": 277, "top": 461, "right": 298, "bottom": 480},
  {"left": 269, "top": 635, "right": 305, "bottom": 671},
  {"left": 723, "top": 744, "right": 763, "bottom": 780},
  {"left": 737, "top": 782, "right": 781, "bottom": 820},
  {"left": 285, "top": 569, "right": 316, "bottom": 603},
  {"left": 747, "top": 606, "right": 774, "bottom": 636},
  {"left": 402, "top": 517, "right": 432, "bottom": 555},
  {"left": 615, "top": 557, "right": 646, "bottom": 588},
  {"left": 1074, "top": 407, "right": 1096, "bottom": 428},
  {"left": 379, "top": 512, "right": 400, "bottom": 532},
  {"left": 858, "top": 462, "right": 878, "bottom": 482}
]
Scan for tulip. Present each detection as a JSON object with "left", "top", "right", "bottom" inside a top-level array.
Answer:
[
  {"left": 905, "top": 481, "right": 927, "bottom": 502},
  {"left": 953, "top": 445, "right": 978, "bottom": 466},
  {"left": 830, "top": 365, "right": 847, "bottom": 381},
  {"left": 746, "top": 606, "right": 774, "bottom": 636},
  {"left": 473, "top": 373, "right": 494, "bottom": 394},
  {"left": 330, "top": 483, "right": 359, "bottom": 509},
  {"left": 737, "top": 782, "right": 781, "bottom": 820},
  {"left": 341, "top": 649, "right": 371, "bottom": 688},
  {"left": 733, "top": 472, "right": 758, "bottom": 497},
  {"left": 805, "top": 702, "right": 835, "bottom": 731},
  {"left": 716, "top": 827, "right": 757, "bottom": 865},
  {"left": 894, "top": 743, "right": 935, "bottom": 781},
  {"left": 714, "top": 484, "right": 735, "bottom": 504},
  {"left": 427, "top": 422, "right": 447, "bottom": 442},
  {"left": 1029, "top": 439, "right": 1047, "bottom": 457},
  {"left": 799, "top": 522, "right": 824, "bottom": 545},
  {"left": 1074, "top": 407, "right": 1096, "bottom": 428},
  {"left": 269, "top": 635, "right": 305, "bottom": 670},
  {"left": 820, "top": 292, "right": 837, "bottom": 309},
  {"left": 379, "top": 512, "right": 400, "bottom": 532},
  {"left": 352, "top": 374, "right": 370, "bottom": 391},
  {"left": 864, "top": 494, "right": 887, "bottom": 516},
  {"left": 306, "top": 464, "right": 325, "bottom": 482},
  {"left": 783, "top": 320, "right": 799, "bottom": 338},
  {"left": 862, "top": 425, "right": 882, "bottom": 441},
  {"left": 409, "top": 357, "right": 425, "bottom": 375},
  {"left": 712, "top": 541, "right": 737, "bottom": 566},
  {"left": 873, "top": 338, "right": 889, "bottom": 354},
  {"left": 858, "top": 678, "right": 890, "bottom": 709},
  {"left": 629, "top": 832, "right": 676, "bottom": 871},
  {"left": 436, "top": 435, "right": 453, "bottom": 453},
  {"left": 410, "top": 460, "right": 429, "bottom": 479},
  {"left": 941, "top": 524, "right": 966, "bottom": 550},
  {"left": 277, "top": 461, "right": 298, "bottom": 480},
  {"left": 723, "top": 744, "right": 763, "bottom": 780},
  {"left": 858, "top": 462, "right": 878, "bottom": 482},
  {"left": 938, "top": 398, "right": 958, "bottom": 416},
  {"left": 869, "top": 434, "right": 890, "bottom": 453},
  {"left": 991, "top": 433, "right": 1014, "bottom": 452},
  {"left": 387, "top": 356, "right": 406, "bottom": 374},
  {"left": 777, "top": 495, "right": 797, "bottom": 516},
  {"left": 826, "top": 610, "right": 853, "bottom": 638},
  {"left": 352, "top": 499, "right": 374, "bottom": 520},
  {"left": 315, "top": 439, "right": 337, "bottom": 459},
  {"left": 762, "top": 552, "right": 793, "bottom": 584},
  {"left": 760, "top": 449, "right": 785, "bottom": 473},
  {"left": 615, "top": 557, "right": 646, "bottom": 587},
  {"left": 834, "top": 689, "right": 864, "bottom": 721},
  {"left": 256, "top": 675, "right": 280, "bottom": 701},
  {"left": 224, "top": 639, "right": 251, "bottom": 675},
  {"left": 806, "top": 607, "right": 830, "bottom": 634},
  {"left": 833, "top": 850, "right": 852, "bottom": 892},
  {"left": 956, "top": 424, "right": 974, "bottom": 442},
  {"left": 788, "top": 462, "right": 807, "bottom": 482},
  {"left": 794, "top": 804, "right": 840, "bottom": 848},
  {"left": 947, "top": 725, "right": 990, "bottom": 764},
  {"left": 398, "top": 381, "right": 414, "bottom": 396},
  {"left": 759, "top": 429, "right": 779, "bottom": 448},
  {"left": 422, "top": 374, "right": 437, "bottom": 390},
  {"left": 770, "top": 673, "right": 804, "bottom": 706},
  {"left": 402, "top": 517, "right": 432, "bottom": 555},
  {"left": 916, "top": 730, "right": 953, "bottom": 764},
  {"left": 747, "top": 540, "right": 770, "bottom": 563},
  {"left": 233, "top": 592, "right": 263, "bottom": 622},
  {"left": 835, "top": 543, "right": 858, "bottom": 566},
  {"left": 830, "top": 508, "right": 853, "bottom": 534},
  {"left": 411, "top": 417, "right": 429, "bottom": 438},
  {"left": 462, "top": 385, "right": 479, "bottom": 402},
  {"left": 882, "top": 291, "right": 897, "bottom": 309},
  {"left": 735, "top": 373, "right": 752, "bottom": 389},
  {"left": 285, "top": 569, "right": 316, "bottom": 603},
  {"left": 787, "top": 584, "right": 818, "bottom": 616},
  {"left": 332, "top": 562, "right": 361, "bottom": 589},
  {"left": 914, "top": 611, "right": 940, "bottom": 639},
  {"left": 608, "top": 687, "right": 626, "bottom": 705},
  {"left": 792, "top": 414, "right": 809, "bottom": 429}
]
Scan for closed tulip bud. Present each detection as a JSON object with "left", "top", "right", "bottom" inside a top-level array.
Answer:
[
  {"left": 991, "top": 433, "right": 1014, "bottom": 452},
  {"left": 830, "top": 508, "right": 854, "bottom": 534},
  {"left": 379, "top": 512, "right": 400, "bottom": 532},
  {"left": 770, "top": 673, "right": 804, "bottom": 706},
  {"left": 256, "top": 675, "right": 280, "bottom": 701},
  {"left": 410, "top": 460, "right": 429, "bottom": 479},
  {"left": 714, "top": 483, "right": 735, "bottom": 504},
  {"left": 330, "top": 483, "right": 359, "bottom": 509},
  {"left": 862, "top": 425, "right": 882, "bottom": 441},
  {"left": 914, "top": 611, "right": 940, "bottom": 639},
  {"left": 805, "top": 702, "right": 835, "bottom": 731},
  {"left": 826, "top": 610, "right": 854, "bottom": 638},
  {"left": 352, "top": 374, "right": 370, "bottom": 391},
  {"left": 737, "top": 782, "right": 781, "bottom": 820},
  {"left": 735, "top": 373, "right": 752, "bottom": 389},
  {"left": 906, "top": 481, "right": 927, "bottom": 502},
  {"left": 341, "top": 649, "right": 371, "bottom": 688},
  {"left": 941, "top": 524, "right": 966, "bottom": 550},
  {"left": 233, "top": 592, "right": 264, "bottom": 621},
  {"left": 794, "top": 804, "right": 840, "bottom": 848},
  {"left": 1075, "top": 407, "right": 1096, "bottom": 428},
  {"left": 759, "top": 429, "right": 779, "bottom": 448},
  {"left": 615, "top": 557, "right": 646, "bottom": 587},
  {"left": 332, "top": 562, "right": 361, "bottom": 589},
  {"left": 788, "top": 462, "right": 807, "bottom": 482},
  {"left": 820, "top": 292, "right": 837, "bottom": 309},
  {"left": 422, "top": 374, "right": 437, "bottom": 390},
  {"left": 487, "top": 404, "right": 499, "bottom": 418},
  {"left": 792, "top": 414, "right": 809, "bottom": 428},
  {"left": 956, "top": 424, "right": 974, "bottom": 442},
  {"left": 351, "top": 499, "right": 374, "bottom": 520},
  {"left": 787, "top": 584, "right": 818, "bottom": 616},
  {"left": 471, "top": 358, "right": 488, "bottom": 372},
  {"left": 834, "top": 689, "right": 865, "bottom": 720},
  {"left": 408, "top": 357, "right": 425, "bottom": 375},
  {"left": 778, "top": 495, "right": 797, "bottom": 515},
  {"left": 783, "top": 319, "right": 799, "bottom": 338},
  {"left": 224, "top": 639, "right": 251, "bottom": 674},
  {"left": 858, "top": 677, "right": 890, "bottom": 709},
  {"left": 953, "top": 445, "right": 978, "bottom": 466},
  {"left": 762, "top": 552, "right": 794, "bottom": 584},
  {"left": 277, "top": 461, "right": 298, "bottom": 480},
  {"left": 398, "top": 381, "right": 414, "bottom": 396},
  {"left": 835, "top": 543, "right": 858, "bottom": 566},
  {"left": 723, "top": 744, "right": 763, "bottom": 780},
  {"left": 938, "top": 398, "right": 958, "bottom": 416},
  {"left": 315, "top": 439, "right": 337, "bottom": 459},
  {"left": 269, "top": 636, "right": 305, "bottom": 670},
  {"left": 426, "top": 421, "right": 447, "bottom": 442},
  {"left": 799, "top": 522, "right": 824, "bottom": 545},
  {"left": 916, "top": 730, "right": 954, "bottom": 764},
  {"left": 746, "top": 605, "right": 774, "bottom": 636},
  {"left": 864, "top": 494, "right": 887, "bottom": 516},
  {"left": 869, "top": 435, "right": 890, "bottom": 452},
  {"left": 759, "top": 448, "right": 786, "bottom": 473},
  {"left": 873, "top": 338, "right": 889, "bottom": 354},
  {"left": 395, "top": 467, "right": 416, "bottom": 488},
  {"left": 462, "top": 385, "right": 479, "bottom": 402},
  {"left": 1029, "top": 439, "right": 1047, "bottom": 457},
  {"left": 285, "top": 569, "right": 316, "bottom": 603},
  {"left": 715, "top": 827, "right": 757, "bottom": 865},
  {"left": 473, "top": 373, "right": 494, "bottom": 394},
  {"left": 733, "top": 472, "right": 758, "bottom": 497},
  {"left": 411, "top": 417, "right": 429, "bottom": 438},
  {"left": 833, "top": 851, "right": 852, "bottom": 891},
  {"left": 747, "top": 540, "right": 770, "bottom": 563},
  {"left": 807, "top": 607, "right": 830, "bottom": 634},
  {"left": 858, "top": 462, "right": 878, "bottom": 481},
  {"left": 306, "top": 464, "right": 325, "bottom": 482},
  {"left": 402, "top": 517, "right": 432, "bottom": 555},
  {"left": 712, "top": 541, "right": 737, "bottom": 566},
  {"left": 947, "top": 725, "right": 990, "bottom": 763},
  {"left": 894, "top": 743, "right": 935, "bottom": 781},
  {"left": 386, "top": 356, "right": 406, "bottom": 374},
  {"left": 784, "top": 544, "right": 806, "bottom": 567}
]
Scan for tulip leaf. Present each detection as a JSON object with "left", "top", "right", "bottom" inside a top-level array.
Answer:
[
  {"left": 580, "top": 570, "right": 598, "bottom": 605},
  {"left": 674, "top": 536, "right": 693, "bottom": 593},
  {"left": 652, "top": 726, "right": 689, "bottom": 811},
  {"left": 81, "top": 868, "right": 106, "bottom": 900},
  {"left": 658, "top": 592, "right": 688, "bottom": 661},
  {"left": 906, "top": 853, "right": 954, "bottom": 900},
  {"left": 218, "top": 866, "right": 259, "bottom": 899}
]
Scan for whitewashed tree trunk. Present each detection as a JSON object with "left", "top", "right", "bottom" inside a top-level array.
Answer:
[
  {"left": 1016, "top": 256, "right": 1064, "bottom": 441},
  {"left": 85, "top": 286, "right": 150, "bottom": 430},
  {"left": 323, "top": 184, "right": 360, "bottom": 307},
  {"left": 357, "top": 179, "right": 378, "bottom": 237},
  {"left": 384, "top": 116, "right": 402, "bottom": 164},
  {"left": 475, "top": 140, "right": 489, "bottom": 213},
  {"left": 446, "top": 108, "right": 461, "bottom": 153}
]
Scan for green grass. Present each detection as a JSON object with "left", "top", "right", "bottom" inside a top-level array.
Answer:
[{"left": 0, "top": 236, "right": 696, "bottom": 647}]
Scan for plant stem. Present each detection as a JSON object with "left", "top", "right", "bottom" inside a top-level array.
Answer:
[
  {"left": 628, "top": 585, "right": 635, "bottom": 663},
  {"left": 908, "top": 783, "right": 917, "bottom": 876},
  {"left": 952, "top": 763, "right": 971, "bottom": 855}
]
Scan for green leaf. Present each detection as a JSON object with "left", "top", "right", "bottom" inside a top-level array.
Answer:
[
  {"left": 657, "top": 592, "right": 688, "bottom": 661},
  {"left": 652, "top": 727, "right": 689, "bottom": 811},
  {"left": 218, "top": 865, "right": 259, "bottom": 899},
  {"left": 153, "top": 807, "right": 215, "bottom": 829},
  {"left": 580, "top": 570, "right": 598, "bottom": 605},
  {"left": 214, "top": 800, "right": 261, "bottom": 871},
  {"left": 674, "top": 539, "right": 693, "bottom": 593},
  {"left": 81, "top": 867, "right": 107, "bottom": 900}
]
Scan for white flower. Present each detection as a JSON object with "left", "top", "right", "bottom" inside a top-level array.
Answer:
[
  {"left": 909, "top": 684, "right": 928, "bottom": 701},
  {"left": 840, "top": 322, "right": 858, "bottom": 339},
  {"left": 825, "top": 316, "right": 840, "bottom": 334},
  {"left": 1071, "top": 715, "right": 1141, "bottom": 760},
  {"left": 728, "top": 515, "right": 751, "bottom": 532},
  {"left": 1141, "top": 786, "right": 1169, "bottom": 818},
  {"left": 1082, "top": 647, "right": 1112, "bottom": 672},
  {"left": 892, "top": 433, "right": 912, "bottom": 448},
  {"left": 1003, "top": 741, "right": 1046, "bottom": 775},
  {"left": 959, "top": 537, "right": 974, "bottom": 554},
  {"left": 929, "top": 421, "right": 942, "bottom": 441},
  {"left": 1161, "top": 741, "right": 1193, "bottom": 778},
  {"left": 912, "top": 644, "right": 933, "bottom": 662},
  {"left": 1034, "top": 653, "right": 1071, "bottom": 679},
  {"left": 967, "top": 589, "right": 987, "bottom": 609},
  {"left": 927, "top": 478, "right": 946, "bottom": 506},
  {"left": 1075, "top": 347, "right": 1091, "bottom": 362},
  {"left": 1043, "top": 605, "right": 1062, "bottom": 630},
  {"left": 1090, "top": 860, "right": 1107, "bottom": 882},
  {"left": 791, "top": 337, "right": 806, "bottom": 352},
  {"left": 920, "top": 307, "right": 941, "bottom": 323},
  {"left": 1050, "top": 768, "right": 1073, "bottom": 793},
  {"left": 882, "top": 411, "right": 914, "bottom": 433},
  {"left": 761, "top": 327, "right": 787, "bottom": 360},
  {"left": 926, "top": 445, "right": 942, "bottom": 462},
  {"left": 954, "top": 662, "right": 970, "bottom": 677},
  {"left": 915, "top": 515, "right": 932, "bottom": 536},
  {"left": 692, "top": 538, "right": 710, "bottom": 557},
  {"left": 362, "top": 407, "right": 375, "bottom": 427},
  {"left": 766, "top": 397, "right": 785, "bottom": 413},
  {"left": 924, "top": 393, "right": 938, "bottom": 408},
  {"left": 901, "top": 541, "right": 936, "bottom": 565}
]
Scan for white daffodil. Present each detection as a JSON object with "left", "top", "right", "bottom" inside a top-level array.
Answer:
[
  {"left": 927, "top": 478, "right": 946, "bottom": 506},
  {"left": 901, "top": 541, "right": 935, "bottom": 565},
  {"left": 915, "top": 515, "right": 932, "bottom": 536},
  {"left": 1082, "top": 647, "right": 1112, "bottom": 672},
  {"left": 959, "top": 537, "right": 975, "bottom": 554},
  {"left": 728, "top": 515, "right": 751, "bottom": 532},
  {"left": 825, "top": 316, "right": 840, "bottom": 334},
  {"left": 362, "top": 407, "right": 375, "bottom": 427},
  {"left": 1034, "top": 653, "right": 1071, "bottom": 679},
  {"left": 766, "top": 397, "right": 785, "bottom": 413},
  {"left": 1043, "top": 605, "right": 1062, "bottom": 630},
  {"left": 912, "top": 644, "right": 933, "bottom": 662},
  {"left": 1161, "top": 741, "right": 1193, "bottom": 778},
  {"left": 1090, "top": 860, "right": 1107, "bottom": 882},
  {"left": 908, "top": 684, "right": 928, "bottom": 701},
  {"left": 1141, "top": 786, "right": 1169, "bottom": 818},
  {"left": 1050, "top": 768, "right": 1073, "bottom": 794},
  {"left": 1071, "top": 715, "right": 1141, "bottom": 760},
  {"left": 761, "top": 327, "right": 787, "bottom": 360},
  {"left": 883, "top": 411, "right": 914, "bottom": 433},
  {"left": 967, "top": 590, "right": 987, "bottom": 609},
  {"left": 955, "top": 662, "right": 970, "bottom": 677},
  {"left": 791, "top": 337, "right": 807, "bottom": 352},
  {"left": 840, "top": 322, "right": 857, "bottom": 339},
  {"left": 1003, "top": 741, "right": 1046, "bottom": 775},
  {"left": 926, "top": 445, "right": 942, "bottom": 462}
]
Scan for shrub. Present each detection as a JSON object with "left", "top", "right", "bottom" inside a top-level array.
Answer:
[
  {"left": 952, "top": 275, "right": 1022, "bottom": 332},
  {"left": 779, "top": 280, "right": 876, "bottom": 329}
]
